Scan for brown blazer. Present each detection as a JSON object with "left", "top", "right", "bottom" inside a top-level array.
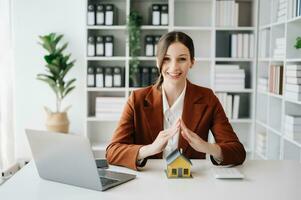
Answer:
[{"left": 106, "top": 80, "right": 246, "bottom": 170}]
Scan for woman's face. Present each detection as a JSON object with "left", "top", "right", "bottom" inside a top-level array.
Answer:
[{"left": 159, "top": 42, "right": 194, "bottom": 86}]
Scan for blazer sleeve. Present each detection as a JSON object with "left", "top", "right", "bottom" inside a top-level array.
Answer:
[
  {"left": 209, "top": 92, "right": 246, "bottom": 165},
  {"left": 105, "top": 92, "right": 143, "bottom": 170}
]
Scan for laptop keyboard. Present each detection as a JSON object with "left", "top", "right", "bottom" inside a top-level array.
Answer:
[{"left": 100, "top": 177, "right": 119, "bottom": 186}]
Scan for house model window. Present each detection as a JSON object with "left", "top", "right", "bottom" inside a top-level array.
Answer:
[{"left": 165, "top": 149, "right": 193, "bottom": 178}]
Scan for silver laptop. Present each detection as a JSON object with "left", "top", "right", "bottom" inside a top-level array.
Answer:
[{"left": 25, "top": 129, "right": 136, "bottom": 191}]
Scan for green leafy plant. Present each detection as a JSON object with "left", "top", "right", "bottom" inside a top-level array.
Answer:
[
  {"left": 127, "top": 10, "right": 142, "bottom": 86},
  {"left": 37, "top": 33, "right": 76, "bottom": 113},
  {"left": 295, "top": 37, "right": 301, "bottom": 49}
]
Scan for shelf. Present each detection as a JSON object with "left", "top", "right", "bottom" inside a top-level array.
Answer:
[
  {"left": 215, "top": 57, "right": 254, "bottom": 62},
  {"left": 86, "top": 57, "right": 126, "bottom": 61},
  {"left": 86, "top": 25, "right": 126, "bottom": 30},
  {"left": 259, "top": 24, "right": 271, "bottom": 30},
  {"left": 86, "top": 88, "right": 126, "bottom": 92},
  {"left": 256, "top": 120, "right": 282, "bottom": 136},
  {"left": 258, "top": 58, "right": 270, "bottom": 62},
  {"left": 229, "top": 119, "right": 253, "bottom": 123},
  {"left": 195, "top": 57, "right": 211, "bottom": 61},
  {"left": 270, "top": 21, "right": 286, "bottom": 27},
  {"left": 173, "top": 26, "right": 212, "bottom": 31},
  {"left": 283, "top": 136, "right": 301, "bottom": 148},
  {"left": 87, "top": 117, "right": 119, "bottom": 122},
  {"left": 286, "top": 58, "right": 301, "bottom": 62},
  {"left": 268, "top": 92, "right": 283, "bottom": 100},
  {"left": 215, "top": 27, "right": 255, "bottom": 31},
  {"left": 287, "top": 16, "right": 301, "bottom": 24},
  {"left": 136, "top": 56, "right": 156, "bottom": 61},
  {"left": 270, "top": 58, "right": 285, "bottom": 62},
  {"left": 141, "top": 25, "right": 169, "bottom": 30},
  {"left": 215, "top": 89, "right": 253, "bottom": 93},
  {"left": 284, "top": 98, "right": 301, "bottom": 106}
]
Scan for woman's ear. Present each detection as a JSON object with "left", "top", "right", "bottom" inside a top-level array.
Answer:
[{"left": 190, "top": 58, "right": 195, "bottom": 68}]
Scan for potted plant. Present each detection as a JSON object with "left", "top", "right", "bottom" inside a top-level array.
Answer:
[
  {"left": 127, "top": 10, "right": 142, "bottom": 87},
  {"left": 37, "top": 33, "right": 76, "bottom": 133},
  {"left": 295, "top": 37, "right": 301, "bottom": 49}
]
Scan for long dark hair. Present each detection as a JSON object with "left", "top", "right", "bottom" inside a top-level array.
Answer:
[{"left": 155, "top": 31, "right": 195, "bottom": 88}]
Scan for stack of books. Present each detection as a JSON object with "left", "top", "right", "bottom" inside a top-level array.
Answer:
[
  {"left": 256, "top": 133, "right": 267, "bottom": 156},
  {"left": 258, "top": 77, "right": 269, "bottom": 92},
  {"left": 95, "top": 97, "right": 125, "bottom": 121},
  {"left": 285, "top": 114, "right": 301, "bottom": 141},
  {"left": 215, "top": 64, "right": 245, "bottom": 90},
  {"left": 268, "top": 65, "right": 283, "bottom": 95},
  {"left": 259, "top": 29, "right": 270, "bottom": 58},
  {"left": 230, "top": 33, "right": 254, "bottom": 58},
  {"left": 216, "top": 0, "right": 239, "bottom": 27},
  {"left": 285, "top": 64, "right": 301, "bottom": 101},
  {"left": 276, "top": 0, "right": 287, "bottom": 22},
  {"left": 216, "top": 92, "right": 240, "bottom": 119},
  {"left": 273, "top": 37, "right": 285, "bottom": 59}
]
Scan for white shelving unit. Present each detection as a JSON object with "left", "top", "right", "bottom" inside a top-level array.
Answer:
[
  {"left": 85, "top": 0, "right": 258, "bottom": 158},
  {"left": 255, "top": 0, "right": 301, "bottom": 161}
]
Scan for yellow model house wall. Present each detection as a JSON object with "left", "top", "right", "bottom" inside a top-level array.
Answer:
[{"left": 167, "top": 156, "right": 191, "bottom": 178}]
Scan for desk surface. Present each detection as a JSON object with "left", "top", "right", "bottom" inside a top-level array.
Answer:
[{"left": 1, "top": 159, "right": 301, "bottom": 200}]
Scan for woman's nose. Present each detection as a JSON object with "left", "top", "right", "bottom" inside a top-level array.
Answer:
[{"left": 169, "top": 60, "right": 180, "bottom": 70}]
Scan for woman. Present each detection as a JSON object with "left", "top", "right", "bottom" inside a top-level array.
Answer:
[{"left": 106, "top": 31, "right": 246, "bottom": 170}]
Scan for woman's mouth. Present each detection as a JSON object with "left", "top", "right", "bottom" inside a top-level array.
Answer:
[{"left": 167, "top": 72, "right": 182, "bottom": 79}]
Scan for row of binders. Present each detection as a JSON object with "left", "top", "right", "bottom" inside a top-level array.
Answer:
[
  {"left": 269, "top": 65, "right": 283, "bottom": 95},
  {"left": 215, "top": 64, "right": 245, "bottom": 90},
  {"left": 95, "top": 97, "right": 125, "bottom": 121},
  {"left": 216, "top": 0, "right": 239, "bottom": 27},
  {"left": 87, "top": 3, "right": 117, "bottom": 26},
  {"left": 87, "top": 35, "right": 114, "bottom": 57},
  {"left": 216, "top": 92, "right": 241, "bottom": 119},
  {"left": 285, "top": 114, "right": 301, "bottom": 141},
  {"left": 151, "top": 4, "right": 168, "bottom": 26},
  {"left": 130, "top": 67, "right": 159, "bottom": 87},
  {"left": 285, "top": 64, "right": 301, "bottom": 101},
  {"left": 87, "top": 66, "right": 124, "bottom": 88},
  {"left": 145, "top": 35, "right": 161, "bottom": 57},
  {"left": 230, "top": 33, "right": 254, "bottom": 58}
]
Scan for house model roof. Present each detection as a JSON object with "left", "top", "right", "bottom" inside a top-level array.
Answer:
[{"left": 165, "top": 149, "right": 192, "bottom": 165}]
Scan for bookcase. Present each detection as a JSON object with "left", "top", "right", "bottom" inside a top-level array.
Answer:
[
  {"left": 85, "top": 0, "right": 258, "bottom": 159},
  {"left": 255, "top": 0, "right": 301, "bottom": 161}
]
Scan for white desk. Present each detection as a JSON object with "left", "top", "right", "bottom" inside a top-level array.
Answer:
[{"left": 0, "top": 160, "right": 300, "bottom": 200}]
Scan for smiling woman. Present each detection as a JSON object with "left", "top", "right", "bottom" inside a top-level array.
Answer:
[
  {"left": 106, "top": 31, "right": 246, "bottom": 170},
  {"left": 0, "top": 0, "right": 15, "bottom": 171}
]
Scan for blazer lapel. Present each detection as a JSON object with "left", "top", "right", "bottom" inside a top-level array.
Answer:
[
  {"left": 179, "top": 81, "right": 208, "bottom": 153},
  {"left": 143, "top": 86, "right": 164, "bottom": 142}
]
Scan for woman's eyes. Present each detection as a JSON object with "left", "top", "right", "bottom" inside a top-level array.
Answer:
[{"left": 163, "top": 57, "right": 187, "bottom": 61}]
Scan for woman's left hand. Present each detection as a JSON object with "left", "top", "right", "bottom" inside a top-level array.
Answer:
[
  {"left": 179, "top": 118, "right": 207, "bottom": 153},
  {"left": 180, "top": 118, "right": 223, "bottom": 160}
]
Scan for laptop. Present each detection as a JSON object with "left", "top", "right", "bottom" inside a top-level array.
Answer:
[{"left": 25, "top": 129, "right": 136, "bottom": 191}]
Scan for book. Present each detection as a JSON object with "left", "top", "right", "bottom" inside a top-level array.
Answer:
[
  {"left": 286, "top": 65, "right": 301, "bottom": 71},
  {"left": 285, "top": 114, "right": 301, "bottom": 124},
  {"left": 285, "top": 84, "right": 301, "bottom": 92},
  {"left": 226, "top": 94, "right": 233, "bottom": 119},
  {"left": 232, "top": 95, "right": 240, "bottom": 119},
  {"left": 286, "top": 70, "right": 301, "bottom": 77},
  {"left": 215, "top": 64, "right": 240, "bottom": 70},
  {"left": 285, "top": 91, "right": 301, "bottom": 101},
  {"left": 286, "top": 77, "right": 301, "bottom": 84},
  {"left": 243, "top": 34, "right": 249, "bottom": 58}
]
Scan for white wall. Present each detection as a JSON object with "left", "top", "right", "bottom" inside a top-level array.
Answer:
[{"left": 12, "top": 0, "right": 86, "bottom": 160}]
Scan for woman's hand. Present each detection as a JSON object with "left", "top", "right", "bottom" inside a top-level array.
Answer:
[
  {"left": 180, "top": 118, "right": 223, "bottom": 160},
  {"left": 138, "top": 119, "right": 180, "bottom": 160}
]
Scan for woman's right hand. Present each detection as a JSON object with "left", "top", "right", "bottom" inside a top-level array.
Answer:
[{"left": 138, "top": 119, "right": 180, "bottom": 160}]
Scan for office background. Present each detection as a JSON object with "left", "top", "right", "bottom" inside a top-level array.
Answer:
[{"left": 3, "top": 0, "right": 301, "bottom": 167}]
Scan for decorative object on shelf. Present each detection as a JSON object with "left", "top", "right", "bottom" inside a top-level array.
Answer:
[
  {"left": 96, "top": 3, "right": 105, "bottom": 25},
  {"left": 104, "top": 35, "right": 114, "bottom": 57},
  {"left": 37, "top": 33, "right": 76, "bottom": 133},
  {"left": 87, "top": 2, "right": 95, "bottom": 25},
  {"left": 295, "top": 37, "right": 301, "bottom": 49},
  {"left": 127, "top": 10, "right": 142, "bottom": 87},
  {"left": 87, "top": 35, "right": 95, "bottom": 57},
  {"left": 105, "top": 4, "right": 115, "bottom": 25},
  {"left": 87, "top": 66, "right": 95, "bottom": 87}
]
